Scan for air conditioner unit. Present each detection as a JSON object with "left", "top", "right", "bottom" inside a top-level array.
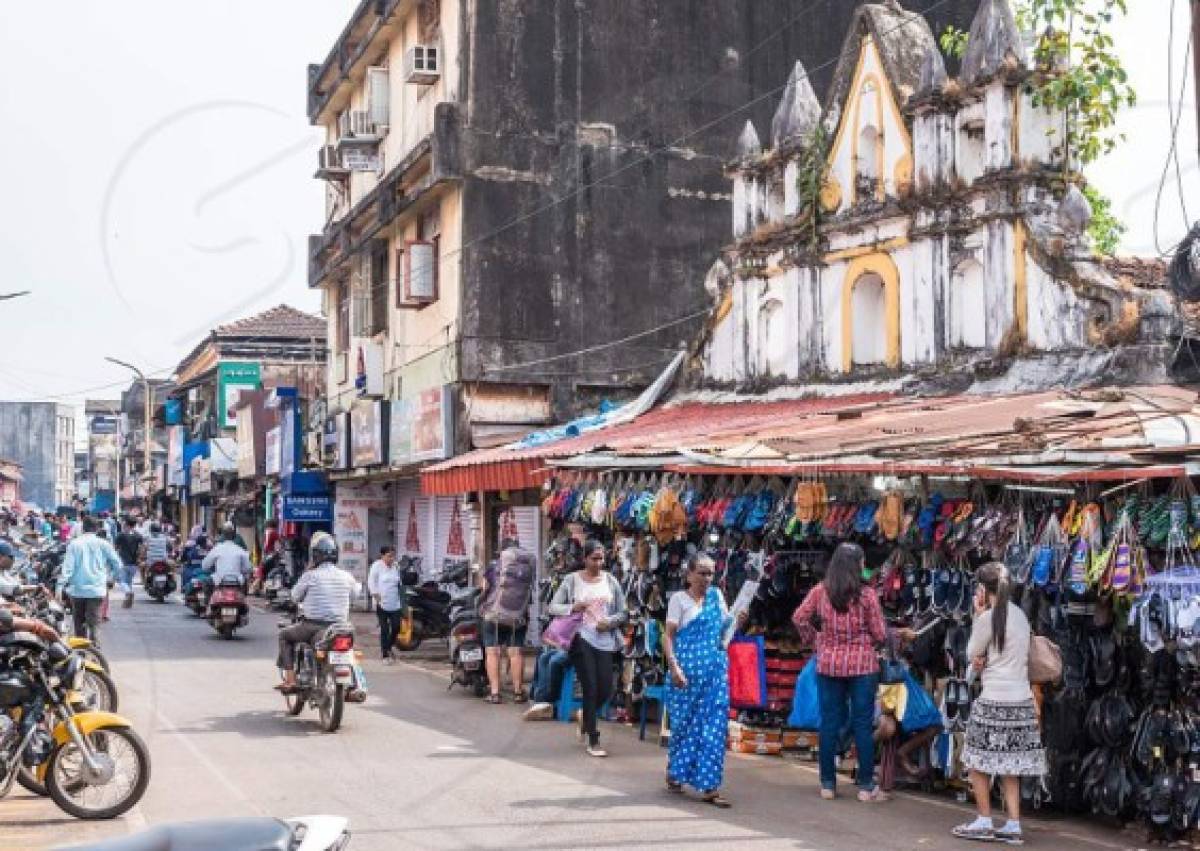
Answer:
[
  {"left": 315, "top": 145, "right": 349, "bottom": 180},
  {"left": 337, "top": 110, "right": 381, "bottom": 148},
  {"left": 405, "top": 45, "right": 440, "bottom": 85}
]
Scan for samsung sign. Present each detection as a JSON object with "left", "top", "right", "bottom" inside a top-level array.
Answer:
[{"left": 282, "top": 494, "right": 333, "bottom": 523}]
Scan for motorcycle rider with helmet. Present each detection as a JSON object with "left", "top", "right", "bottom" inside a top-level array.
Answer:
[
  {"left": 275, "top": 533, "right": 360, "bottom": 694},
  {"left": 203, "top": 523, "right": 253, "bottom": 588}
]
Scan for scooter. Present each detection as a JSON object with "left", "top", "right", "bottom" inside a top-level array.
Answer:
[
  {"left": 206, "top": 576, "right": 249, "bottom": 639},
  {"left": 145, "top": 560, "right": 176, "bottom": 602},
  {"left": 447, "top": 588, "right": 488, "bottom": 697},
  {"left": 264, "top": 562, "right": 295, "bottom": 611}
]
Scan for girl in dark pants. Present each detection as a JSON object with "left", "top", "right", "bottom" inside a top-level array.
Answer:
[{"left": 548, "top": 539, "right": 628, "bottom": 757}]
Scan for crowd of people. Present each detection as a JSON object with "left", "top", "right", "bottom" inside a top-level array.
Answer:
[{"left": 463, "top": 534, "right": 1044, "bottom": 843}]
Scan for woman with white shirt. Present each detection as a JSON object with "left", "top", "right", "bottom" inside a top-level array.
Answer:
[
  {"left": 953, "top": 562, "right": 1046, "bottom": 845},
  {"left": 547, "top": 539, "right": 628, "bottom": 757}
]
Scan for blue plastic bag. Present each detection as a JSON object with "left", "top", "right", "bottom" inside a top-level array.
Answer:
[
  {"left": 787, "top": 657, "right": 821, "bottom": 731},
  {"left": 899, "top": 670, "right": 942, "bottom": 733}
]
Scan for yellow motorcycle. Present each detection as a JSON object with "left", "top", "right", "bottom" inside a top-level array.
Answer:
[{"left": 0, "top": 633, "right": 148, "bottom": 818}]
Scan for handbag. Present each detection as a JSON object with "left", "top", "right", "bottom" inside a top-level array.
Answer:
[
  {"left": 1028, "top": 634, "right": 1063, "bottom": 685},
  {"left": 541, "top": 614, "right": 583, "bottom": 650},
  {"left": 727, "top": 635, "right": 767, "bottom": 708},
  {"left": 879, "top": 635, "right": 907, "bottom": 685}
]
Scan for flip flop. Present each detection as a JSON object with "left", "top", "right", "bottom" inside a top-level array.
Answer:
[{"left": 702, "top": 792, "right": 732, "bottom": 808}]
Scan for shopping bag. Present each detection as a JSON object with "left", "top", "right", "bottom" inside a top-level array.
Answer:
[
  {"left": 899, "top": 670, "right": 942, "bottom": 733},
  {"left": 787, "top": 657, "right": 821, "bottom": 731},
  {"left": 541, "top": 614, "right": 583, "bottom": 650},
  {"left": 727, "top": 635, "right": 766, "bottom": 708}
]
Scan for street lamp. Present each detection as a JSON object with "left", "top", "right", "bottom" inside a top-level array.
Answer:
[
  {"left": 0, "top": 291, "right": 31, "bottom": 301},
  {"left": 105, "top": 357, "right": 152, "bottom": 508}
]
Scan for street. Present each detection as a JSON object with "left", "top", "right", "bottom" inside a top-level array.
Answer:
[{"left": 7, "top": 590, "right": 1140, "bottom": 851}]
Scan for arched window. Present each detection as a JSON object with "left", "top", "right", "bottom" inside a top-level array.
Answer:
[
  {"left": 850, "top": 273, "right": 887, "bottom": 365},
  {"left": 757, "top": 298, "right": 787, "bottom": 375},
  {"left": 949, "top": 259, "right": 986, "bottom": 349}
]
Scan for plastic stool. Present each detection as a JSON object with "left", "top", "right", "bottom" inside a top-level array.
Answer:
[
  {"left": 639, "top": 683, "right": 667, "bottom": 740},
  {"left": 555, "top": 666, "right": 611, "bottom": 723}
]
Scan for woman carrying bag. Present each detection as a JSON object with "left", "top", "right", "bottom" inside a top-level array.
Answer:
[
  {"left": 663, "top": 553, "right": 748, "bottom": 807},
  {"left": 792, "top": 543, "right": 912, "bottom": 802},
  {"left": 952, "top": 562, "right": 1046, "bottom": 845},
  {"left": 547, "top": 539, "right": 628, "bottom": 757}
]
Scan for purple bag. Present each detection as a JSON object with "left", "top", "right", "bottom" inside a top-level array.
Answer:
[{"left": 541, "top": 614, "right": 583, "bottom": 650}]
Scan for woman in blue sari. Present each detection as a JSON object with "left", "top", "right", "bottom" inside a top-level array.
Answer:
[{"left": 663, "top": 554, "right": 746, "bottom": 807}]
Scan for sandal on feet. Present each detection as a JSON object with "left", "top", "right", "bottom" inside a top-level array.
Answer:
[
  {"left": 702, "top": 792, "right": 731, "bottom": 808},
  {"left": 486, "top": 693, "right": 502, "bottom": 704},
  {"left": 666, "top": 778, "right": 683, "bottom": 794},
  {"left": 857, "top": 787, "right": 888, "bottom": 802},
  {"left": 274, "top": 683, "right": 298, "bottom": 694},
  {"left": 513, "top": 690, "right": 528, "bottom": 704},
  {"left": 820, "top": 788, "right": 836, "bottom": 800}
]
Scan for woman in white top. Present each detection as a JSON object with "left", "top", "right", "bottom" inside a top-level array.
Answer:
[
  {"left": 547, "top": 539, "right": 628, "bottom": 757},
  {"left": 953, "top": 563, "right": 1046, "bottom": 845}
]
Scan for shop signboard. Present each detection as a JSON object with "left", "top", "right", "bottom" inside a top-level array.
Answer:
[
  {"left": 351, "top": 399, "right": 387, "bottom": 468},
  {"left": 217, "top": 362, "right": 261, "bottom": 430},
  {"left": 209, "top": 437, "right": 239, "bottom": 473},
  {"left": 190, "top": 457, "right": 212, "bottom": 494},
  {"left": 167, "top": 426, "right": 185, "bottom": 487},
  {"left": 388, "top": 386, "right": 453, "bottom": 466},
  {"left": 282, "top": 494, "right": 332, "bottom": 523},
  {"left": 90, "top": 416, "right": 118, "bottom": 435},
  {"left": 236, "top": 411, "right": 257, "bottom": 479},
  {"left": 264, "top": 426, "right": 281, "bottom": 476},
  {"left": 280, "top": 407, "right": 296, "bottom": 478},
  {"left": 334, "top": 483, "right": 389, "bottom": 600}
]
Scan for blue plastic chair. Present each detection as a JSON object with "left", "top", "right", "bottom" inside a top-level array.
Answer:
[{"left": 555, "top": 665, "right": 612, "bottom": 723}]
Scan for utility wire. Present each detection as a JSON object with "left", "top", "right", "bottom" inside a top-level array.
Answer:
[{"left": 1154, "top": 0, "right": 1193, "bottom": 257}]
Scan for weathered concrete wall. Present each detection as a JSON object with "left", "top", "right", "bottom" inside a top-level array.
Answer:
[
  {"left": 456, "top": 0, "right": 980, "bottom": 417},
  {"left": 0, "top": 402, "right": 67, "bottom": 509}
]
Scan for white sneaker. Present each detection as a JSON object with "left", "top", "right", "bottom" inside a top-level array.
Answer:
[
  {"left": 523, "top": 702, "right": 554, "bottom": 721},
  {"left": 586, "top": 745, "right": 608, "bottom": 758}
]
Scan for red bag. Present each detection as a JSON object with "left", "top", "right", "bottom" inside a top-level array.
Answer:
[{"left": 728, "top": 635, "right": 767, "bottom": 708}]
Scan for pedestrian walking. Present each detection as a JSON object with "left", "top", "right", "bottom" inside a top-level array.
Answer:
[
  {"left": 663, "top": 553, "right": 746, "bottom": 807},
  {"left": 547, "top": 539, "right": 628, "bottom": 757},
  {"left": 368, "top": 546, "right": 404, "bottom": 663},
  {"left": 56, "top": 516, "right": 121, "bottom": 645},
  {"left": 952, "top": 563, "right": 1046, "bottom": 845},
  {"left": 792, "top": 542, "right": 912, "bottom": 802},
  {"left": 114, "top": 518, "right": 142, "bottom": 608}
]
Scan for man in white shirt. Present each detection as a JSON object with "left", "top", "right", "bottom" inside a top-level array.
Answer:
[
  {"left": 202, "top": 523, "right": 253, "bottom": 587},
  {"left": 367, "top": 546, "right": 403, "bottom": 663}
]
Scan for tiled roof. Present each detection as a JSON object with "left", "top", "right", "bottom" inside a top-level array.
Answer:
[
  {"left": 1101, "top": 257, "right": 1168, "bottom": 289},
  {"left": 213, "top": 304, "right": 326, "bottom": 340}
]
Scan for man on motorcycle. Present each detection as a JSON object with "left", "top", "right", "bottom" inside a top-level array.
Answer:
[
  {"left": 202, "top": 523, "right": 252, "bottom": 588},
  {"left": 141, "top": 523, "right": 171, "bottom": 586},
  {"left": 275, "top": 534, "right": 359, "bottom": 693}
]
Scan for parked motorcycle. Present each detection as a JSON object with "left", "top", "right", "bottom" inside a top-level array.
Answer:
[
  {"left": 0, "top": 632, "right": 149, "bottom": 819},
  {"left": 59, "top": 815, "right": 352, "bottom": 851},
  {"left": 278, "top": 616, "right": 366, "bottom": 733},
  {"left": 447, "top": 588, "right": 488, "bottom": 697},
  {"left": 145, "top": 560, "right": 176, "bottom": 602},
  {"left": 394, "top": 562, "right": 471, "bottom": 652},
  {"left": 264, "top": 562, "right": 295, "bottom": 611},
  {"left": 206, "top": 576, "right": 249, "bottom": 640}
]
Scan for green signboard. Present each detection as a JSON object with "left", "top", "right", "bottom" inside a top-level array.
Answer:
[{"left": 217, "top": 362, "right": 261, "bottom": 430}]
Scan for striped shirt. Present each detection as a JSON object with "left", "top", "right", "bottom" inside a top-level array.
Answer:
[
  {"left": 293, "top": 564, "right": 360, "bottom": 623},
  {"left": 792, "top": 584, "right": 887, "bottom": 678}
]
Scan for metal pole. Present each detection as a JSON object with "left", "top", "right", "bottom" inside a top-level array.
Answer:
[{"left": 143, "top": 377, "right": 152, "bottom": 512}]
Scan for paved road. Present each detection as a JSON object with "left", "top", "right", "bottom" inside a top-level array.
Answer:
[{"left": 9, "top": 591, "right": 1146, "bottom": 850}]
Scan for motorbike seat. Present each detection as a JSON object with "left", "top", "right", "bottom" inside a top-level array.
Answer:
[
  {"left": 316, "top": 622, "right": 354, "bottom": 647},
  {"left": 218, "top": 576, "right": 244, "bottom": 588},
  {"left": 66, "top": 817, "right": 295, "bottom": 851}
]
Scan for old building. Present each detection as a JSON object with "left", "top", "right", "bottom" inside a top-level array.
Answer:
[
  {"left": 166, "top": 304, "right": 327, "bottom": 537},
  {"left": 703, "top": 0, "right": 1176, "bottom": 392},
  {"left": 306, "top": 0, "right": 980, "bottom": 583},
  {"left": 0, "top": 458, "right": 22, "bottom": 508},
  {"left": 84, "top": 399, "right": 122, "bottom": 513},
  {"left": 0, "top": 402, "right": 75, "bottom": 510}
]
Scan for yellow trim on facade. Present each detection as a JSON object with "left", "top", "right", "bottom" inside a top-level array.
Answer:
[
  {"left": 840, "top": 252, "right": 902, "bottom": 372},
  {"left": 823, "top": 236, "right": 909, "bottom": 264},
  {"left": 826, "top": 36, "right": 872, "bottom": 208},
  {"left": 1013, "top": 219, "right": 1028, "bottom": 341}
]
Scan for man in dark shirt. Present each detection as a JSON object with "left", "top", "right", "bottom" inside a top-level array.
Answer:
[{"left": 113, "top": 519, "right": 143, "bottom": 609}]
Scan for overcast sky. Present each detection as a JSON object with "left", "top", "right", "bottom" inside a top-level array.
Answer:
[{"left": 0, "top": 0, "right": 1192, "bottom": 420}]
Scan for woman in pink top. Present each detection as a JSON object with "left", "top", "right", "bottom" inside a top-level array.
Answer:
[{"left": 793, "top": 543, "right": 911, "bottom": 802}]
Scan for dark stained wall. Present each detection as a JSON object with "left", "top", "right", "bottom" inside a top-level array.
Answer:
[{"left": 456, "top": 0, "right": 979, "bottom": 418}]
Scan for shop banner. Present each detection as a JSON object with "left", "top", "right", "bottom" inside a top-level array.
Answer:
[
  {"left": 167, "top": 426, "right": 185, "bottom": 487},
  {"left": 282, "top": 494, "right": 332, "bottom": 522},
  {"left": 236, "top": 413, "right": 256, "bottom": 479},
  {"left": 333, "top": 413, "right": 351, "bottom": 470},
  {"left": 217, "top": 362, "right": 261, "bottom": 430},
  {"left": 265, "top": 426, "right": 281, "bottom": 476},
  {"left": 209, "top": 437, "right": 239, "bottom": 473},
  {"left": 351, "top": 399, "right": 387, "bottom": 468},
  {"left": 190, "top": 457, "right": 212, "bottom": 494},
  {"left": 334, "top": 484, "right": 390, "bottom": 596},
  {"left": 389, "top": 386, "right": 453, "bottom": 466},
  {"left": 280, "top": 407, "right": 296, "bottom": 479},
  {"left": 394, "top": 479, "right": 477, "bottom": 580}
]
